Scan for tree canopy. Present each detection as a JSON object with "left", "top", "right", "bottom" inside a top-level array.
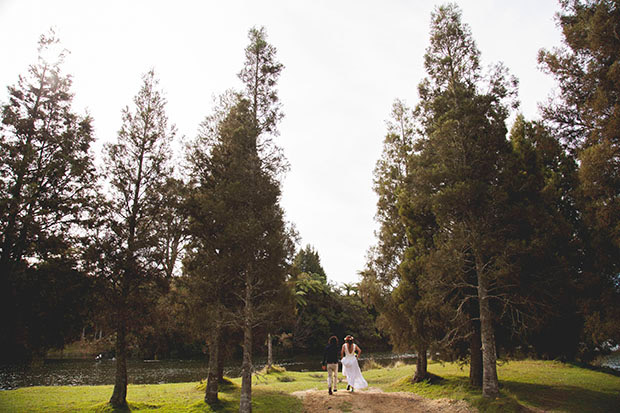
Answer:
[{"left": 1, "top": 2, "right": 619, "bottom": 407}]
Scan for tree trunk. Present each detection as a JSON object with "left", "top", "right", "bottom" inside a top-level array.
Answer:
[
  {"left": 412, "top": 345, "right": 428, "bottom": 382},
  {"left": 476, "top": 265, "right": 499, "bottom": 398},
  {"left": 217, "top": 340, "right": 226, "bottom": 383},
  {"left": 267, "top": 333, "right": 273, "bottom": 370},
  {"left": 239, "top": 284, "right": 253, "bottom": 413},
  {"left": 109, "top": 318, "right": 128, "bottom": 407},
  {"left": 469, "top": 319, "right": 483, "bottom": 387},
  {"left": 205, "top": 324, "right": 221, "bottom": 403}
]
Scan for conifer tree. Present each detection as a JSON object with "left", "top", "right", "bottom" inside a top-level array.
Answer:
[
  {"left": 184, "top": 92, "right": 249, "bottom": 404},
  {"left": 292, "top": 244, "right": 327, "bottom": 281},
  {"left": 409, "top": 3, "right": 518, "bottom": 397},
  {"left": 361, "top": 99, "right": 435, "bottom": 380},
  {"left": 184, "top": 27, "right": 291, "bottom": 412},
  {"left": 0, "top": 32, "right": 97, "bottom": 361},
  {"left": 98, "top": 70, "right": 175, "bottom": 408},
  {"left": 236, "top": 27, "right": 290, "bottom": 413},
  {"left": 539, "top": 0, "right": 620, "bottom": 351}
]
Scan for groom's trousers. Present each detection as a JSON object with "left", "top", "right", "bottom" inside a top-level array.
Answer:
[{"left": 327, "top": 363, "right": 338, "bottom": 390}]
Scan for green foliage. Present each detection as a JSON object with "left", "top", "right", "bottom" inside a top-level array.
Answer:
[
  {"left": 184, "top": 95, "right": 293, "bottom": 333},
  {"left": 360, "top": 99, "right": 423, "bottom": 360},
  {"left": 134, "top": 278, "right": 203, "bottom": 359},
  {"left": 257, "top": 364, "right": 287, "bottom": 375},
  {"left": 362, "top": 99, "right": 414, "bottom": 291},
  {"left": 501, "top": 116, "right": 583, "bottom": 358},
  {"left": 362, "top": 358, "right": 383, "bottom": 371},
  {"left": 184, "top": 27, "right": 292, "bottom": 412},
  {"left": 97, "top": 68, "right": 176, "bottom": 318},
  {"left": 290, "top": 269, "right": 382, "bottom": 352},
  {"left": 14, "top": 259, "right": 95, "bottom": 358},
  {"left": 291, "top": 245, "right": 327, "bottom": 282},
  {"left": 387, "top": 3, "right": 519, "bottom": 396},
  {"left": 276, "top": 376, "right": 295, "bottom": 382},
  {"left": 539, "top": 0, "right": 620, "bottom": 356},
  {"left": 238, "top": 26, "right": 284, "bottom": 136},
  {"left": 94, "top": 69, "right": 177, "bottom": 407},
  {"left": 0, "top": 31, "right": 98, "bottom": 361}
]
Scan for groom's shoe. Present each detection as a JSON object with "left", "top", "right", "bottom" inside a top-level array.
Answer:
[
  {"left": 346, "top": 385, "right": 350, "bottom": 391},
  {"left": 328, "top": 388, "right": 333, "bottom": 395},
  {"left": 333, "top": 388, "right": 337, "bottom": 392}
]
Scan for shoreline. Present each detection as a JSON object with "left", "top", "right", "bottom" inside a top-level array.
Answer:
[{"left": 1, "top": 360, "right": 619, "bottom": 412}]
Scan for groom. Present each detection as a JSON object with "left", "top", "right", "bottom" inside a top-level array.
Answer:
[{"left": 321, "top": 335, "right": 340, "bottom": 395}]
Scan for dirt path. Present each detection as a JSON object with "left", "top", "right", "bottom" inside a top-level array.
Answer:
[{"left": 293, "top": 387, "right": 475, "bottom": 413}]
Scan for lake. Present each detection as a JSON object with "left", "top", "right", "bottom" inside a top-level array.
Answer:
[
  {"left": 0, "top": 352, "right": 415, "bottom": 390},
  {"left": 3, "top": 351, "right": 618, "bottom": 391},
  {"left": 599, "top": 351, "right": 620, "bottom": 371}
]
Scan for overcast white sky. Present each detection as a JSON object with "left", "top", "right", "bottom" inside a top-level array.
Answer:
[{"left": 0, "top": 0, "right": 563, "bottom": 285}]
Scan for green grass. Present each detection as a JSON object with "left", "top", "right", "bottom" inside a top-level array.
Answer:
[
  {"left": 382, "top": 359, "right": 620, "bottom": 413},
  {"left": 0, "top": 380, "right": 301, "bottom": 413},
  {"left": 1, "top": 360, "right": 618, "bottom": 412}
]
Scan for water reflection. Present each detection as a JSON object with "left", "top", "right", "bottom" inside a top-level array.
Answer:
[
  {"left": 0, "top": 352, "right": 416, "bottom": 390},
  {"left": 599, "top": 351, "right": 620, "bottom": 371}
]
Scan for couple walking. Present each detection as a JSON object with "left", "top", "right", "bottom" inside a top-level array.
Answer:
[{"left": 321, "top": 335, "right": 368, "bottom": 395}]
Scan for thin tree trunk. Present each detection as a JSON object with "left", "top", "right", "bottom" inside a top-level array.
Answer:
[
  {"left": 239, "top": 284, "right": 253, "bottom": 413},
  {"left": 476, "top": 261, "right": 499, "bottom": 398},
  {"left": 217, "top": 338, "right": 226, "bottom": 383},
  {"left": 109, "top": 317, "right": 128, "bottom": 407},
  {"left": 267, "top": 333, "right": 273, "bottom": 370},
  {"left": 469, "top": 318, "right": 483, "bottom": 387},
  {"left": 412, "top": 345, "right": 428, "bottom": 382},
  {"left": 205, "top": 323, "right": 221, "bottom": 403}
]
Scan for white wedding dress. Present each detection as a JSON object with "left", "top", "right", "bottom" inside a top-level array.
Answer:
[{"left": 341, "top": 343, "right": 368, "bottom": 390}]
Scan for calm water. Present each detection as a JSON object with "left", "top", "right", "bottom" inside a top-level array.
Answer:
[
  {"left": 0, "top": 352, "right": 415, "bottom": 390},
  {"left": 5, "top": 351, "right": 617, "bottom": 391},
  {"left": 599, "top": 351, "right": 620, "bottom": 371}
]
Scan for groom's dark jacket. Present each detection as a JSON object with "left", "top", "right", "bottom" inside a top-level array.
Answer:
[{"left": 322, "top": 342, "right": 340, "bottom": 365}]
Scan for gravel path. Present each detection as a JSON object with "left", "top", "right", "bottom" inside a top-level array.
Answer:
[{"left": 293, "top": 387, "right": 476, "bottom": 413}]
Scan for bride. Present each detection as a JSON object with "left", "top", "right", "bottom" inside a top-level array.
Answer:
[{"left": 340, "top": 335, "right": 368, "bottom": 392}]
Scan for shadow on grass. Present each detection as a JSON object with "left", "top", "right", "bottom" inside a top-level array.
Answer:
[
  {"left": 408, "top": 375, "right": 619, "bottom": 413},
  {"left": 202, "top": 398, "right": 238, "bottom": 413},
  {"left": 500, "top": 380, "right": 620, "bottom": 413},
  {"left": 91, "top": 399, "right": 238, "bottom": 413},
  {"left": 92, "top": 401, "right": 162, "bottom": 412}
]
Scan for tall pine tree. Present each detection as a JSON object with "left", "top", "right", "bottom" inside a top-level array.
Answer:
[
  {"left": 184, "top": 27, "right": 292, "bottom": 412},
  {"left": 539, "top": 0, "right": 620, "bottom": 352},
  {"left": 409, "top": 3, "right": 518, "bottom": 397},
  {"left": 237, "top": 27, "right": 291, "bottom": 413},
  {"left": 0, "top": 32, "right": 97, "bottom": 361},
  {"left": 96, "top": 70, "right": 176, "bottom": 408}
]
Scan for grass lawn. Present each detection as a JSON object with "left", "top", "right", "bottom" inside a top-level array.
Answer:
[
  {"left": 0, "top": 380, "right": 301, "bottom": 413},
  {"left": 1, "top": 360, "right": 618, "bottom": 412},
  {"left": 385, "top": 359, "right": 620, "bottom": 413}
]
